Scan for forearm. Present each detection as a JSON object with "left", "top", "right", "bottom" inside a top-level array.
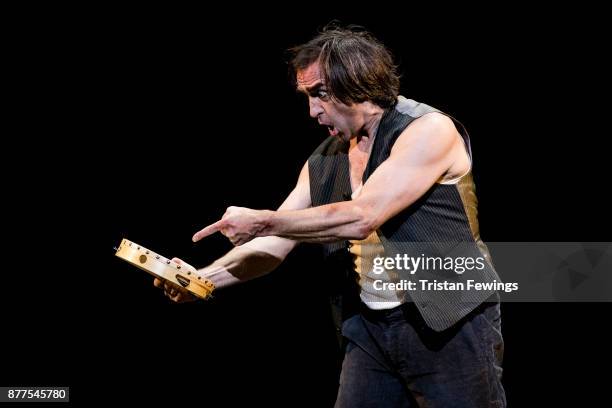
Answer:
[
  {"left": 197, "top": 236, "right": 293, "bottom": 289},
  {"left": 264, "top": 201, "right": 375, "bottom": 243}
]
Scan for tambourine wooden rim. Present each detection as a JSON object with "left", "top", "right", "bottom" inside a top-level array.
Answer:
[{"left": 115, "top": 238, "right": 214, "bottom": 299}]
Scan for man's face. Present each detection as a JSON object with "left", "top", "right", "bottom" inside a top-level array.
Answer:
[{"left": 296, "top": 62, "right": 362, "bottom": 142}]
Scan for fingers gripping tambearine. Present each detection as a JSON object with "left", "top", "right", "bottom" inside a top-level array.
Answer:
[{"left": 115, "top": 238, "right": 214, "bottom": 299}]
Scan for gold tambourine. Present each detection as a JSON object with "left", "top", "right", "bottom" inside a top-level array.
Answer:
[{"left": 115, "top": 238, "right": 214, "bottom": 299}]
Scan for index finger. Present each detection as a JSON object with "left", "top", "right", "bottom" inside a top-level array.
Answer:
[{"left": 192, "top": 219, "right": 225, "bottom": 242}]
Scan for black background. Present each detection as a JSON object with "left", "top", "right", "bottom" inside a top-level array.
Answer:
[{"left": 3, "top": 4, "right": 610, "bottom": 406}]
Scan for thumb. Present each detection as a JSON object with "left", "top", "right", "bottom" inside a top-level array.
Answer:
[{"left": 171, "top": 257, "right": 196, "bottom": 273}]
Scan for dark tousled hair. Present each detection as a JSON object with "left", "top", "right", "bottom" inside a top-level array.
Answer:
[{"left": 289, "top": 24, "right": 400, "bottom": 109}]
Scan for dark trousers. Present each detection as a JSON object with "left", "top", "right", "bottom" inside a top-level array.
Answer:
[{"left": 335, "top": 299, "right": 506, "bottom": 407}]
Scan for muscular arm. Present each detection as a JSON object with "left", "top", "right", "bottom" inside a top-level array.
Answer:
[
  {"left": 262, "top": 114, "right": 460, "bottom": 242},
  {"left": 197, "top": 163, "right": 311, "bottom": 289}
]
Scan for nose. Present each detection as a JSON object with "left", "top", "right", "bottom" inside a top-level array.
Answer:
[{"left": 308, "top": 96, "right": 323, "bottom": 119}]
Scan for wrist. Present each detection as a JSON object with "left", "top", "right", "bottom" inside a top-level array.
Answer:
[
  {"left": 260, "top": 209, "right": 277, "bottom": 237},
  {"left": 198, "top": 264, "right": 241, "bottom": 290}
]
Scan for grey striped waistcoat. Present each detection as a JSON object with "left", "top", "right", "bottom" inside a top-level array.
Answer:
[{"left": 308, "top": 97, "right": 500, "bottom": 331}]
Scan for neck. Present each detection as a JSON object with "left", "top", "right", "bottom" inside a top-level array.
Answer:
[{"left": 351, "top": 103, "right": 384, "bottom": 151}]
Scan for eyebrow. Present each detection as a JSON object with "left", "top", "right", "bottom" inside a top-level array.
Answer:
[{"left": 297, "top": 82, "right": 325, "bottom": 95}]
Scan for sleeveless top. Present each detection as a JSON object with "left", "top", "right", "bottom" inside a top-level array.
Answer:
[{"left": 308, "top": 96, "right": 500, "bottom": 331}]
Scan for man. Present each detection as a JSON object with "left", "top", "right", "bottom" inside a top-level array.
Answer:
[{"left": 155, "top": 26, "right": 506, "bottom": 407}]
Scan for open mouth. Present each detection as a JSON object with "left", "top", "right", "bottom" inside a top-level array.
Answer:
[{"left": 326, "top": 125, "right": 339, "bottom": 137}]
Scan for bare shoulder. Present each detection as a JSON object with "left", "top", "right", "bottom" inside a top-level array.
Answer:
[
  {"left": 407, "top": 112, "right": 456, "bottom": 138},
  {"left": 278, "top": 161, "right": 311, "bottom": 211},
  {"left": 393, "top": 112, "right": 458, "bottom": 154}
]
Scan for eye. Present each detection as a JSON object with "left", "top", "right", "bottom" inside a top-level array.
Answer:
[{"left": 317, "top": 89, "right": 329, "bottom": 100}]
